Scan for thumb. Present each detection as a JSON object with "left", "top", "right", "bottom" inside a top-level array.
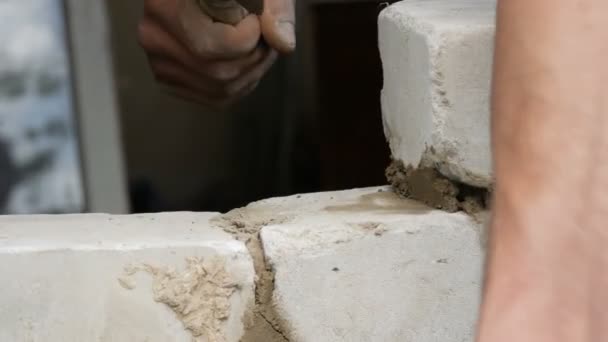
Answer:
[{"left": 260, "top": 0, "right": 296, "bottom": 53}]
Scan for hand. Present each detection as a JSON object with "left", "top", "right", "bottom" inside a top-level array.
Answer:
[{"left": 138, "top": 0, "right": 295, "bottom": 109}]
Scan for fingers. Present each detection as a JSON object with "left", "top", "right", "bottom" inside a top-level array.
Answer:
[
  {"left": 205, "top": 47, "right": 266, "bottom": 85},
  {"left": 150, "top": 48, "right": 278, "bottom": 108},
  {"left": 260, "top": 0, "right": 296, "bottom": 53},
  {"left": 162, "top": 84, "right": 235, "bottom": 111},
  {"left": 147, "top": 57, "right": 227, "bottom": 98},
  {"left": 138, "top": 17, "right": 266, "bottom": 84},
  {"left": 145, "top": 0, "right": 261, "bottom": 59},
  {"left": 139, "top": 0, "right": 279, "bottom": 108},
  {"left": 225, "top": 49, "right": 278, "bottom": 94}
]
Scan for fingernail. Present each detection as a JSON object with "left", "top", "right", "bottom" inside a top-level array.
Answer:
[{"left": 276, "top": 21, "right": 296, "bottom": 49}]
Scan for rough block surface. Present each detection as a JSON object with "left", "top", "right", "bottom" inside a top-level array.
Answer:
[
  {"left": 379, "top": 0, "right": 496, "bottom": 187},
  {"left": 259, "top": 187, "right": 484, "bottom": 342},
  {"left": 0, "top": 213, "right": 255, "bottom": 342}
]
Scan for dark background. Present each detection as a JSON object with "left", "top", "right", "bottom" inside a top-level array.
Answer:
[{"left": 108, "top": 1, "right": 392, "bottom": 213}]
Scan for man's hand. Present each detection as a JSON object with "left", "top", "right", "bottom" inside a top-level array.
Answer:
[{"left": 138, "top": 0, "right": 295, "bottom": 108}]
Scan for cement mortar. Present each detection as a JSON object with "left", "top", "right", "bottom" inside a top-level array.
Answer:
[
  {"left": 211, "top": 207, "right": 293, "bottom": 341},
  {"left": 386, "top": 159, "right": 489, "bottom": 214}
]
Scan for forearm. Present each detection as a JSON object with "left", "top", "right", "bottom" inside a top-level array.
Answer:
[{"left": 478, "top": 0, "right": 608, "bottom": 340}]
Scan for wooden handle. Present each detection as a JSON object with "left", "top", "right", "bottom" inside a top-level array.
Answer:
[{"left": 196, "top": 0, "right": 248, "bottom": 25}]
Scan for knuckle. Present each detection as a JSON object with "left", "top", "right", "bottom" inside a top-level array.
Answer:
[
  {"left": 209, "top": 66, "right": 239, "bottom": 83},
  {"left": 190, "top": 37, "right": 217, "bottom": 59},
  {"left": 189, "top": 34, "right": 247, "bottom": 60}
]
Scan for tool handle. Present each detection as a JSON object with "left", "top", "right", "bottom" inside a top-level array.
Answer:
[{"left": 197, "top": 0, "right": 248, "bottom": 25}]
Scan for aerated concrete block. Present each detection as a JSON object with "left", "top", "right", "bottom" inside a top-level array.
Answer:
[
  {"left": 258, "top": 187, "right": 484, "bottom": 342},
  {"left": 379, "top": 0, "right": 496, "bottom": 188},
  {"left": 0, "top": 213, "right": 255, "bottom": 342}
]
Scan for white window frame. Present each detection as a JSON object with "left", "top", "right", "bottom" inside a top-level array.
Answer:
[{"left": 64, "top": 0, "right": 128, "bottom": 214}]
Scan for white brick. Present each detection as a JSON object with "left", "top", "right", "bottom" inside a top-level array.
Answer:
[
  {"left": 0, "top": 213, "right": 255, "bottom": 342},
  {"left": 379, "top": 0, "right": 496, "bottom": 187},
  {"left": 259, "top": 187, "right": 483, "bottom": 342}
]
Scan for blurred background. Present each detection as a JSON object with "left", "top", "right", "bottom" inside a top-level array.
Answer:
[{"left": 0, "top": 0, "right": 393, "bottom": 215}]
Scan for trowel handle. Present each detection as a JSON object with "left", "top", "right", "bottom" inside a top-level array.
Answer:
[{"left": 196, "top": 0, "right": 248, "bottom": 25}]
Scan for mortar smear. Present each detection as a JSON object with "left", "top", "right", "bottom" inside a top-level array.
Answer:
[
  {"left": 122, "top": 257, "right": 239, "bottom": 342},
  {"left": 386, "top": 159, "right": 489, "bottom": 214}
]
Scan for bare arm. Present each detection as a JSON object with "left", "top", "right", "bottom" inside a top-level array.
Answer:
[{"left": 478, "top": 0, "right": 608, "bottom": 340}]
